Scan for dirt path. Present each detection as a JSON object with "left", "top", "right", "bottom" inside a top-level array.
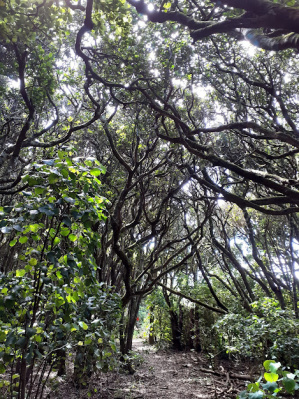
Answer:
[
  {"left": 51, "top": 339, "right": 252, "bottom": 398},
  {"left": 95, "top": 339, "right": 249, "bottom": 399}
]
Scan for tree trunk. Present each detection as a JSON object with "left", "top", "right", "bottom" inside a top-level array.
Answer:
[
  {"left": 120, "top": 296, "right": 142, "bottom": 354},
  {"left": 169, "top": 311, "right": 182, "bottom": 350},
  {"left": 192, "top": 306, "right": 202, "bottom": 352},
  {"left": 148, "top": 306, "right": 155, "bottom": 345},
  {"left": 163, "top": 288, "right": 182, "bottom": 351}
]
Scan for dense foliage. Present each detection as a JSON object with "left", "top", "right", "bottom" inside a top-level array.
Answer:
[
  {"left": 0, "top": 0, "right": 298, "bottom": 397},
  {"left": 0, "top": 152, "right": 120, "bottom": 397}
]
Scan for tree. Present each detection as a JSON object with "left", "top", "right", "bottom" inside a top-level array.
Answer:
[
  {"left": 71, "top": 0, "right": 299, "bottom": 216},
  {"left": 0, "top": 0, "right": 104, "bottom": 196},
  {"left": 127, "top": 0, "right": 299, "bottom": 51},
  {"left": 86, "top": 109, "right": 205, "bottom": 352},
  {"left": 0, "top": 1, "right": 299, "bottom": 392}
]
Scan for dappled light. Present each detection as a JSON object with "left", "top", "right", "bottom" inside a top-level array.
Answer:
[{"left": 0, "top": 0, "right": 299, "bottom": 398}]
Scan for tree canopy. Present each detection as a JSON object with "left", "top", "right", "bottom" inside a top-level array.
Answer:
[
  {"left": 128, "top": 0, "right": 299, "bottom": 50},
  {"left": 0, "top": 0, "right": 299, "bottom": 397}
]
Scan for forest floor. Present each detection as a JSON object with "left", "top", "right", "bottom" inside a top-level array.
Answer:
[{"left": 51, "top": 339, "right": 255, "bottom": 399}]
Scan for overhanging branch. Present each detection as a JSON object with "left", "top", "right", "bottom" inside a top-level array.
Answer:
[{"left": 157, "top": 282, "right": 227, "bottom": 314}]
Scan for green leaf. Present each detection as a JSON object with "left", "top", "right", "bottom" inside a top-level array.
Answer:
[
  {"left": 39, "top": 205, "right": 57, "bottom": 216},
  {"left": 110, "top": 342, "right": 117, "bottom": 352},
  {"left": 261, "top": 382, "right": 278, "bottom": 393},
  {"left": 9, "top": 239, "right": 17, "bottom": 247},
  {"left": 15, "top": 337, "right": 27, "bottom": 348},
  {"left": 56, "top": 270, "right": 63, "bottom": 279},
  {"left": 29, "top": 210, "right": 39, "bottom": 216},
  {"left": 27, "top": 177, "right": 39, "bottom": 186},
  {"left": 68, "top": 233, "right": 77, "bottom": 242},
  {"left": 283, "top": 378, "right": 296, "bottom": 393},
  {"left": 79, "top": 321, "right": 88, "bottom": 330},
  {"left": 47, "top": 251, "right": 56, "bottom": 263},
  {"left": 48, "top": 173, "right": 60, "bottom": 184},
  {"left": 90, "top": 168, "right": 102, "bottom": 177},
  {"left": 71, "top": 210, "right": 81, "bottom": 219},
  {"left": 269, "top": 362, "right": 281, "bottom": 373},
  {"left": 247, "top": 383, "right": 260, "bottom": 393},
  {"left": 35, "top": 187, "right": 45, "bottom": 195},
  {"left": 26, "top": 328, "right": 37, "bottom": 337},
  {"left": 35, "top": 335, "right": 42, "bottom": 343},
  {"left": 95, "top": 361, "right": 102, "bottom": 370},
  {"left": 53, "top": 237, "right": 61, "bottom": 246},
  {"left": 65, "top": 157, "right": 72, "bottom": 166},
  {"left": 66, "top": 294, "right": 76, "bottom": 303},
  {"left": 60, "top": 227, "right": 70, "bottom": 236},
  {"left": 63, "top": 196, "right": 76, "bottom": 204},
  {"left": 13, "top": 224, "right": 23, "bottom": 232},
  {"left": 263, "top": 360, "right": 275, "bottom": 371},
  {"left": 29, "top": 223, "right": 42, "bottom": 233},
  {"left": 61, "top": 168, "right": 69, "bottom": 178},
  {"left": 4, "top": 298, "right": 15, "bottom": 309},
  {"left": 58, "top": 150, "right": 65, "bottom": 159},
  {"left": 19, "top": 236, "right": 28, "bottom": 244},
  {"left": 264, "top": 372, "right": 279, "bottom": 383},
  {"left": 16, "top": 269, "right": 26, "bottom": 277},
  {"left": 248, "top": 391, "right": 264, "bottom": 399},
  {"left": 5, "top": 332, "right": 16, "bottom": 346}
]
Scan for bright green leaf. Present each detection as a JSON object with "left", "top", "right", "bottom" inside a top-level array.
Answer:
[
  {"left": 16, "top": 269, "right": 26, "bottom": 277},
  {"left": 264, "top": 372, "right": 279, "bottom": 383},
  {"left": 68, "top": 233, "right": 77, "bottom": 242},
  {"left": 90, "top": 168, "right": 102, "bottom": 177},
  {"left": 79, "top": 321, "right": 88, "bottom": 330},
  {"left": 19, "top": 236, "right": 28, "bottom": 244},
  {"left": 29, "top": 258, "right": 38, "bottom": 266}
]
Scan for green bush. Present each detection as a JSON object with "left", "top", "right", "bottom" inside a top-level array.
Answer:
[
  {"left": 215, "top": 298, "right": 299, "bottom": 367},
  {"left": 238, "top": 360, "right": 299, "bottom": 398},
  {"left": 0, "top": 152, "right": 121, "bottom": 398},
  {"left": 144, "top": 290, "right": 172, "bottom": 345}
]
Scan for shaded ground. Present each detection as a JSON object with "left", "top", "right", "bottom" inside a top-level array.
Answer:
[
  {"left": 51, "top": 339, "right": 253, "bottom": 399},
  {"left": 100, "top": 339, "right": 249, "bottom": 399}
]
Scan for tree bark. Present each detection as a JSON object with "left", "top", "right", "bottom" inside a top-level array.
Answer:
[
  {"left": 163, "top": 288, "right": 183, "bottom": 351},
  {"left": 120, "top": 296, "right": 142, "bottom": 354}
]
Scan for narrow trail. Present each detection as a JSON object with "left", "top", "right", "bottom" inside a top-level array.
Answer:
[
  {"left": 97, "top": 339, "right": 248, "bottom": 399},
  {"left": 52, "top": 339, "right": 251, "bottom": 398}
]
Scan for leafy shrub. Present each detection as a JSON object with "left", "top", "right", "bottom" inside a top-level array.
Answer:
[
  {"left": 0, "top": 152, "right": 121, "bottom": 398},
  {"left": 215, "top": 298, "right": 299, "bottom": 367},
  {"left": 238, "top": 360, "right": 299, "bottom": 398},
  {"left": 144, "top": 290, "right": 172, "bottom": 345}
]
